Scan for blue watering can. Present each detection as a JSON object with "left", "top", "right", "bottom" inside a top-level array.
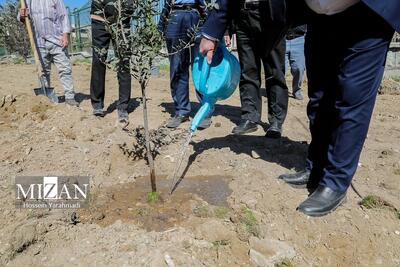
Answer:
[{"left": 191, "top": 42, "right": 241, "bottom": 132}]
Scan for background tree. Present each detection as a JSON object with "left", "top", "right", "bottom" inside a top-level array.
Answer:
[{"left": 0, "top": 0, "right": 30, "bottom": 59}]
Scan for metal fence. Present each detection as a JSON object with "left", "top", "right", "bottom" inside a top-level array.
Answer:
[
  {"left": 387, "top": 32, "right": 400, "bottom": 73},
  {"left": 68, "top": 3, "right": 92, "bottom": 53},
  {"left": 0, "top": 45, "right": 6, "bottom": 57}
]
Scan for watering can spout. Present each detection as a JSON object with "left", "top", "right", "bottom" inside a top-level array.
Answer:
[{"left": 190, "top": 99, "right": 215, "bottom": 132}]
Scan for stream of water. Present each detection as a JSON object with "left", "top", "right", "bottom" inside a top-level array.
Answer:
[{"left": 169, "top": 130, "right": 194, "bottom": 193}]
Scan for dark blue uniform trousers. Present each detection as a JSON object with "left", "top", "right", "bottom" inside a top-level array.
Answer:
[
  {"left": 305, "top": 3, "right": 394, "bottom": 192},
  {"left": 165, "top": 9, "right": 201, "bottom": 117}
]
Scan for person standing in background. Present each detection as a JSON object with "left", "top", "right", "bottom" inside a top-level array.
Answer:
[
  {"left": 221, "top": 0, "right": 289, "bottom": 138},
  {"left": 159, "top": 0, "right": 212, "bottom": 129},
  {"left": 263, "top": 38, "right": 289, "bottom": 138},
  {"left": 90, "top": 0, "right": 133, "bottom": 127},
  {"left": 285, "top": 25, "right": 307, "bottom": 101},
  {"left": 19, "top": 0, "right": 79, "bottom": 107}
]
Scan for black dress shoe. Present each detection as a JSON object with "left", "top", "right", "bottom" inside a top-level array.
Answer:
[
  {"left": 297, "top": 185, "right": 347, "bottom": 217},
  {"left": 278, "top": 170, "right": 310, "bottom": 188},
  {"left": 232, "top": 120, "right": 258, "bottom": 135}
]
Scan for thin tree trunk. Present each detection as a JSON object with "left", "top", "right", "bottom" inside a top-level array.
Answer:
[{"left": 141, "top": 81, "right": 157, "bottom": 192}]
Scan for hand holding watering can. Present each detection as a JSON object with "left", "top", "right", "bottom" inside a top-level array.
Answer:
[{"left": 191, "top": 41, "right": 241, "bottom": 132}]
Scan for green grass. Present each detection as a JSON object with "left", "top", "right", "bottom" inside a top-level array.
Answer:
[
  {"left": 360, "top": 195, "right": 399, "bottom": 220},
  {"left": 213, "top": 206, "right": 230, "bottom": 219},
  {"left": 240, "top": 207, "right": 260, "bottom": 237},
  {"left": 134, "top": 207, "right": 148, "bottom": 217},
  {"left": 12, "top": 57, "right": 26, "bottom": 64},
  {"left": 392, "top": 76, "right": 400, "bottom": 83},
  {"left": 360, "top": 195, "right": 382, "bottom": 209},
  {"left": 193, "top": 205, "right": 210, "bottom": 218},
  {"left": 212, "top": 240, "right": 230, "bottom": 247},
  {"left": 275, "top": 258, "right": 295, "bottom": 267},
  {"left": 158, "top": 64, "right": 169, "bottom": 72},
  {"left": 193, "top": 205, "right": 230, "bottom": 219},
  {"left": 212, "top": 239, "right": 230, "bottom": 260},
  {"left": 147, "top": 191, "right": 160, "bottom": 203},
  {"left": 72, "top": 58, "right": 92, "bottom": 65}
]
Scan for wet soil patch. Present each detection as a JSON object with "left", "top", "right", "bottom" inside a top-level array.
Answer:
[{"left": 79, "top": 175, "right": 232, "bottom": 231}]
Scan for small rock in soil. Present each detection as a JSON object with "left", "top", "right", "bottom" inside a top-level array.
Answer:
[
  {"left": 249, "top": 237, "right": 296, "bottom": 267},
  {"left": 195, "top": 219, "right": 234, "bottom": 243},
  {"left": 94, "top": 212, "right": 105, "bottom": 221},
  {"left": 164, "top": 254, "right": 175, "bottom": 267},
  {"left": 25, "top": 147, "right": 32, "bottom": 155},
  {"left": 251, "top": 150, "right": 261, "bottom": 159}
]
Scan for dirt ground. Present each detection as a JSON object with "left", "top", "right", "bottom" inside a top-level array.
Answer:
[{"left": 0, "top": 63, "right": 400, "bottom": 267}]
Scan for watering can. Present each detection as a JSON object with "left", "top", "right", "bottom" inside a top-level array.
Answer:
[{"left": 191, "top": 42, "right": 241, "bottom": 132}]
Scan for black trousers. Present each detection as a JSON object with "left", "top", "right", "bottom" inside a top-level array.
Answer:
[
  {"left": 235, "top": 1, "right": 289, "bottom": 125},
  {"left": 90, "top": 20, "right": 132, "bottom": 111}
]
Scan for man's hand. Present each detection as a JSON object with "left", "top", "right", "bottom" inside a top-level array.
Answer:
[
  {"left": 61, "top": 33, "right": 69, "bottom": 48},
  {"left": 19, "top": 8, "right": 28, "bottom": 20},
  {"left": 200, "top": 38, "right": 216, "bottom": 64}
]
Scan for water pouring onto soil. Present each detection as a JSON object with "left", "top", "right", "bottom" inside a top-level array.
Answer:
[
  {"left": 168, "top": 43, "right": 241, "bottom": 193},
  {"left": 169, "top": 130, "right": 194, "bottom": 193}
]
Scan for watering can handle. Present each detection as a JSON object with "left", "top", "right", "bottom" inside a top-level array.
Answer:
[{"left": 199, "top": 56, "right": 211, "bottom": 92}]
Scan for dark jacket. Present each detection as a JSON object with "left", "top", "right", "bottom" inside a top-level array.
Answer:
[
  {"left": 362, "top": 0, "right": 400, "bottom": 32},
  {"left": 201, "top": 0, "right": 230, "bottom": 40},
  {"left": 202, "top": 0, "right": 305, "bottom": 40}
]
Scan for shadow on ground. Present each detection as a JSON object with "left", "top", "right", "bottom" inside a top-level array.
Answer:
[
  {"left": 160, "top": 101, "right": 242, "bottom": 125},
  {"left": 172, "top": 134, "right": 308, "bottom": 193},
  {"left": 75, "top": 92, "right": 91, "bottom": 103},
  {"left": 106, "top": 97, "right": 141, "bottom": 114}
]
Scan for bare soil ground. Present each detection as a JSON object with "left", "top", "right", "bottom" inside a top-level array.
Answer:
[{"left": 0, "top": 63, "right": 400, "bottom": 266}]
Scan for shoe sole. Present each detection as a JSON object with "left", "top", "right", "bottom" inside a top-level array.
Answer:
[
  {"left": 197, "top": 121, "right": 212, "bottom": 130},
  {"left": 298, "top": 195, "right": 347, "bottom": 217},
  {"left": 287, "top": 183, "right": 308, "bottom": 189},
  {"left": 118, "top": 120, "right": 129, "bottom": 129},
  {"left": 66, "top": 103, "right": 79, "bottom": 107},
  {"left": 198, "top": 125, "right": 211, "bottom": 130},
  {"left": 280, "top": 178, "right": 308, "bottom": 189},
  {"left": 278, "top": 176, "right": 308, "bottom": 189},
  {"left": 166, "top": 124, "right": 182, "bottom": 129},
  {"left": 266, "top": 132, "right": 282, "bottom": 139},
  {"left": 166, "top": 118, "right": 189, "bottom": 129},
  {"left": 232, "top": 126, "right": 258, "bottom": 135}
]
